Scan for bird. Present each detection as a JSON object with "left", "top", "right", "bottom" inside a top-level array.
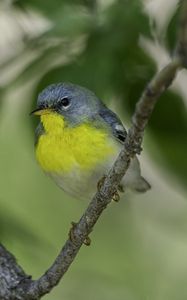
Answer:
[{"left": 31, "top": 82, "right": 150, "bottom": 200}]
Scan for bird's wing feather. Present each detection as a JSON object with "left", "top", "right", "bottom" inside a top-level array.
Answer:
[{"left": 98, "top": 106, "right": 127, "bottom": 144}]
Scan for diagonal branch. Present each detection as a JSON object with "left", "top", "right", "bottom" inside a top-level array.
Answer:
[{"left": 1, "top": 1, "right": 187, "bottom": 299}]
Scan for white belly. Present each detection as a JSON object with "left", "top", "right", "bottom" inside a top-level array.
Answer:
[{"left": 48, "top": 155, "right": 143, "bottom": 200}]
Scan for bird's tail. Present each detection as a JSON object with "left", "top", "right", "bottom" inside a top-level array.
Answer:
[{"left": 132, "top": 176, "right": 151, "bottom": 193}]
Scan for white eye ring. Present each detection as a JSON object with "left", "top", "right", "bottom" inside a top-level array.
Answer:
[{"left": 58, "top": 97, "right": 71, "bottom": 110}]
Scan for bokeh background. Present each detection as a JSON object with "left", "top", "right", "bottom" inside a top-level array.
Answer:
[{"left": 0, "top": 0, "right": 187, "bottom": 299}]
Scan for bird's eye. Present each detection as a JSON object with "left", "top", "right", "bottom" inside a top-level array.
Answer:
[{"left": 58, "top": 97, "right": 70, "bottom": 109}]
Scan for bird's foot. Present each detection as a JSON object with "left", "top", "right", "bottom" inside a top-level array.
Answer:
[
  {"left": 68, "top": 221, "right": 77, "bottom": 244},
  {"left": 98, "top": 176, "right": 121, "bottom": 202},
  {"left": 69, "top": 222, "right": 91, "bottom": 246},
  {"left": 97, "top": 175, "right": 107, "bottom": 192},
  {"left": 133, "top": 144, "right": 142, "bottom": 155},
  {"left": 112, "top": 189, "right": 120, "bottom": 202},
  {"left": 83, "top": 236, "right": 91, "bottom": 246}
]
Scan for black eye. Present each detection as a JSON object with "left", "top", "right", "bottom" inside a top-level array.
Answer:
[{"left": 58, "top": 97, "right": 70, "bottom": 109}]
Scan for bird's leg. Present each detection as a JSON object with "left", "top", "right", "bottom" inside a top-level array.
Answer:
[
  {"left": 97, "top": 175, "right": 107, "bottom": 192},
  {"left": 112, "top": 184, "right": 125, "bottom": 202},
  {"left": 69, "top": 222, "right": 91, "bottom": 246}
]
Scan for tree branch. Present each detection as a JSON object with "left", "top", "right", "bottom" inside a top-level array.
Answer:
[
  {"left": 1, "top": 1, "right": 187, "bottom": 299},
  {"left": 0, "top": 244, "right": 31, "bottom": 300}
]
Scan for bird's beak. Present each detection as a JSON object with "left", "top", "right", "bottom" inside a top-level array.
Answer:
[{"left": 30, "top": 108, "right": 54, "bottom": 116}]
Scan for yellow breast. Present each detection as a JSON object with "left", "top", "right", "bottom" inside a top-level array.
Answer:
[{"left": 35, "top": 112, "right": 117, "bottom": 173}]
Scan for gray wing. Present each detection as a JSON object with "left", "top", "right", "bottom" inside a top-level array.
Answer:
[
  {"left": 99, "top": 106, "right": 150, "bottom": 193},
  {"left": 98, "top": 106, "right": 127, "bottom": 144}
]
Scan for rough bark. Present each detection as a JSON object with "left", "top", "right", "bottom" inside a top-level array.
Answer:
[{"left": 0, "top": 245, "right": 31, "bottom": 300}]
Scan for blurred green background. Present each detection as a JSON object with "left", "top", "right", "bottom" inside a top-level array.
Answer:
[{"left": 0, "top": 0, "right": 187, "bottom": 299}]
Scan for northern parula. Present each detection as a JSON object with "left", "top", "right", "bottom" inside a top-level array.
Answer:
[{"left": 31, "top": 82, "right": 150, "bottom": 200}]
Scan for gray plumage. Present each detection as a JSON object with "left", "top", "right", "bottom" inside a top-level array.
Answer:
[{"left": 37, "top": 82, "right": 127, "bottom": 142}]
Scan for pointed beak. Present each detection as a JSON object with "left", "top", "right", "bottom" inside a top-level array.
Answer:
[{"left": 30, "top": 107, "right": 54, "bottom": 116}]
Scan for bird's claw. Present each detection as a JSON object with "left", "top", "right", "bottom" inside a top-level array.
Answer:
[
  {"left": 68, "top": 221, "right": 77, "bottom": 244},
  {"left": 133, "top": 144, "right": 142, "bottom": 155},
  {"left": 112, "top": 189, "right": 120, "bottom": 202},
  {"left": 69, "top": 221, "right": 91, "bottom": 246},
  {"left": 83, "top": 236, "right": 91, "bottom": 246},
  {"left": 97, "top": 175, "right": 107, "bottom": 192},
  {"left": 98, "top": 176, "right": 121, "bottom": 202}
]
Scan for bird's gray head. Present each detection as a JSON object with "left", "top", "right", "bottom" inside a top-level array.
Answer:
[{"left": 32, "top": 82, "right": 103, "bottom": 125}]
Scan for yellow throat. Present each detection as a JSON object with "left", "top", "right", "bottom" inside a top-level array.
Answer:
[{"left": 36, "top": 112, "right": 117, "bottom": 173}]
